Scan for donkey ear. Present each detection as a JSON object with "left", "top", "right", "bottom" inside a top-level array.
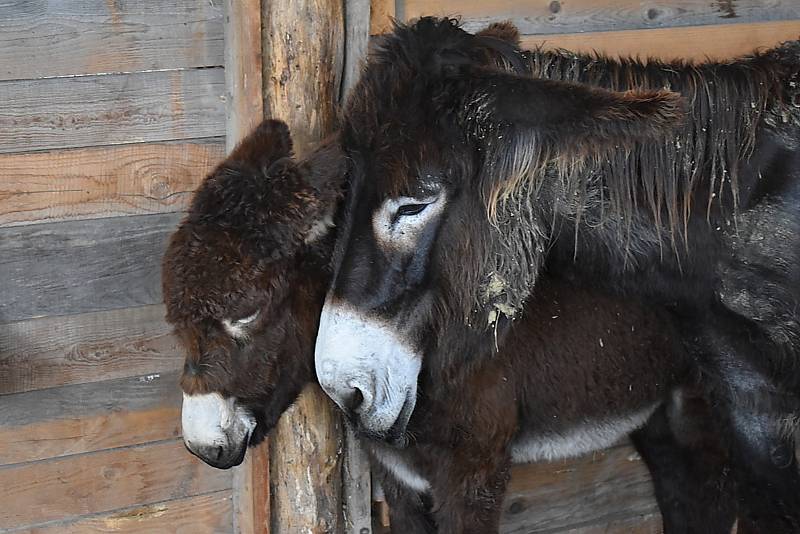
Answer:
[
  {"left": 293, "top": 134, "right": 348, "bottom": 244},
  {"left": 228, "top": 119, "right": 293, "bottom": 168},
  {"left": 464, "top": 70, "right": 685, "bottom": 154}
]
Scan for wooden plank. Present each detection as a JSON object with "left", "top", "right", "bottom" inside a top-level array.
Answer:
[
  {"left": 0, "top": 68, "right": 225, "bottom": 154},
  {"left": 224, "top": 0, "right": 264, "bottom": 152},
  {"left": 344, "top": 0, "right": 372, "bottom": 98},
  {"left": 0, "top": 372, "right": 181, "bottom": 465},
  {"left": 342, "top": 426, "right": 372, "bottom": 534},
  {"left": 559, "top": 514, "right": 663, "bottom": 533},
  {"left": 262, "top": 0, "right": 345, "bottom": 531},
  {"left": 0, "top": 0, "right": 224, "bottom": 81},
  {"left": 18, "top": 491, "right": 233, "bottom": 534},
  {"left": 0, "top": 439, "right": 232, "bottom": 529},
  {"left": 224, "top": 3, "right": 269, "bottom": 533},
  {"left": 370, "top": 0, "right": 396, "bottom": 34},
  {"left": 499, "top": 444, "right": 658, "bottom": 533},
  {"left": 0, "top": 304, "right": 179, "bottom": 395},
  {"left": 0, "top": 212, "right": 181, "bottom": 324},
  {"left": 520, "top": 20, "right": 800, "bottom": 62},
  {"left": 402, "top": 0, "right": 800, "bottom": 35},
  {"left": 0, "top": 140, "right": 224, "bottom": 227}
]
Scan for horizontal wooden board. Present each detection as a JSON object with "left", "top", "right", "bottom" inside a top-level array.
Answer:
[
  {"left": 0, "top": 372, "right": 181, "bottom": 465},
  {"left": 560, "top": 513, "right": 662, "bottom": 533},
  {"left": 0, "top": 139, "right": 224, "bottom": 227},
  {"left": 402, "top": 0, "right": 800, "bottom": 35},
  {"left": 0, "top": 305, "right": 179, "bottom": 395},
  {"left": 0, "top": 0, "right": 224, "bottom": 81},
  {"left": 19, "top": 491, "right": 233, "bottom": 534},
  {"left": 520, "top": 20, "right": 800, "bottom": 62},
  {"left": 0, "top": 439, "right": 232, "bottom": 529},
  {"left": 499, "top": 444, "right": 658, "bottom": 533},
  {"left": 0, "top": 212, "right": 181, "bottom": 324},
  {"left": 0, "top": 68, "right": 225, "bottom": 154}
]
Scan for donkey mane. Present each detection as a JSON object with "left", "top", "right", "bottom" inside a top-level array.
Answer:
[{"left": 490, "top": 34, "right": 800, "bottom": 236}]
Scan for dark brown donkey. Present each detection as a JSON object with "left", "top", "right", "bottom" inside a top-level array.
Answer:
[
  {"left": 163, "top": 119, "right": 740, "bottom": 533},
  {"left": 316, "top": 17, "right": 800, "bottom": 531}
]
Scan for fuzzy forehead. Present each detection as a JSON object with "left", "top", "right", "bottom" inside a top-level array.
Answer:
[{"left": 162, "top": 222, "right": 282, "bottom": 325}]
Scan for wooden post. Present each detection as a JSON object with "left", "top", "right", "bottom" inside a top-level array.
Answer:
[
  {"left": 224, "top": 2, "right": 270, "bottom": 534},
  {"left": 262, "top": 1, "right": 346, "bottom": 533}
]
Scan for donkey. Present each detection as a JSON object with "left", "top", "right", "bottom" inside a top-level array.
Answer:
[
  {"left": 313, "top": 17, "right": 800, "bottom": 531},
  {"left": 163, "top": 118, "right": 744, "bottom": 532}
]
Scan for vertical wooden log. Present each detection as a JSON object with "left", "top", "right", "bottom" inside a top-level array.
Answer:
[
  {"left": 224, "top": 2, "right": 269, "bottom": 534},
  {"left": 262, "top": 1, "right": 345, "bottom": 533},
  {"left": 343, "top": 0, "right": 371, "bottom": 100}
]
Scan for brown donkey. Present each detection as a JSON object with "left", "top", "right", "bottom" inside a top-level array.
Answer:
[{"left": 163, "top": 119, "right": 741, "bottom": 532}]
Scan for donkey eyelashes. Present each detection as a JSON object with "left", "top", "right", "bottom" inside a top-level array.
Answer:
[{"left": 396, "top": 202, "right": 430, "bottom": 218}]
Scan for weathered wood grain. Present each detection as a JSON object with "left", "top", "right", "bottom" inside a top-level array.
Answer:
[
  {"left": 262, "top": 0, "right": 344, "bottom": 154},
  {"left": 0, "top": 372, "right": 181, "bottom": 465},
  {"left": 370, "top": 0, "right": 396, "bottom": 34},
  {"left": 344, "top": 0, "right": 371, "bottom": 98},
  {"left": 402, "top": 0, "right": 800, "bottom": 35},
  {"left": 0, "top": 0, "right": 224, "bottom": 81},
  {"left": 0, "top": 212, "right": 181, "bottom": 324},
  {"left": 20, "top": 491, "right": 233, "bottom": 534},
  {"left": 233, "top": 447, "right": 270, "bottom": 534},
  {"left": 0, "top": 304, "right": 179, "bottom": 395},
  {"left": 521, "top": 20, "right": 800, "bottom": 61},
  {"left": 0, "top": 140, "right": 224, "bottom": 227},
  {"left": 0, "top": 439, "right": 232, "bottom": 529},
  {"left": 343, "top": 426, "right": 372, "bottom": 534},
  {"left": 560, "top": 513, "right": 662, "bottom": 533},
  {"left": 0, "top": 68, "right": 225, "bottom": 154},
  {"left": 224, "top": 0, "right": 264, "bottom": 153},
  {"left": 262, "top": 1, "right": 346, "bottom": 533},
  {"left": 499, "top": 444, "right": 658, "bottom": 533}
]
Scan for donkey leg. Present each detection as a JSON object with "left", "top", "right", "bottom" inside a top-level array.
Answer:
[
  {"left": 696, "top": 312, "right": 800, "bottom": 532},
  {"left": 429, "top": 453, "right": 511, "bottom": 534},
  {"left": 372, "top": 463, "right": 438, "bottom": 533},
  {"left": 631, "top": 401, "right": 737, "bottom": 534}
]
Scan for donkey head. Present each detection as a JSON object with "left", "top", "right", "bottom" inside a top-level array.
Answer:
[
  {"left": 163, "top": 120, "right": 344, "bottom": 468},
  {"left": 314, "top": 18, "right": 684, "bottom": 441}
]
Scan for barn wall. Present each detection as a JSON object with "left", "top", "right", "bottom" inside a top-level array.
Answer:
[
  {"left": 0, "top": 2, "right": 232, "bottom": 531},
  {"left": 369, "top": 1, "right": 800, "bottom": 533}
]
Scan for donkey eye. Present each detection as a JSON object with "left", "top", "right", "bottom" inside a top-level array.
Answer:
[
  {"left": 396, "top": 203, "right": 429, "bottom": 217},
  {"left": 233, "top": 311, "right": 259, "bottom": 326}
]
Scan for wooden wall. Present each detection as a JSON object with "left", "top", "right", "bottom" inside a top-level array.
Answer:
[
  {"left": 0, "top": 1, "right": 231, "bottom": 531},
  {"left": 370, "top": 1, "right": 800, "bottom": 533}
]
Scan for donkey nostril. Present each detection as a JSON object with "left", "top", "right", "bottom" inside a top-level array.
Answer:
[{"left": 343, "top": 387, "right": 364, "bottom": 413}]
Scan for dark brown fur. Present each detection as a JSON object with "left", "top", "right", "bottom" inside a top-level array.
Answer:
[{"left": 162, "top": 119, "right": 740, "bottom": 532}]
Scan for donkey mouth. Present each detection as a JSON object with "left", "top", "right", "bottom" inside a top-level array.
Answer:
[
  {"left": 358, "top": 389, "right": 415, "bottom": 447},
  {"left": 184, "top": 431, "right": 250, "bottom": 470}
]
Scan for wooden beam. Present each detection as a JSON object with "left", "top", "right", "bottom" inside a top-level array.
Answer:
[
  {"left": 520, "top": 20, "right": 800, "bottom": 62},
  {"left": 0, "top": 440, "right": 231, "bottom": 530},
  {"left": 343, "top": 0, "right": 371, "bottom": 99},
  {"left": 262, "top": 1, "right": 346, "bottom": 530},
  {"left": 402, "top": 0, "right": 800, "bottom": 35},
  {"left": 0, "top": 140, "right": 224, "bottom": 228},
  {"left": 224, "top": 2, "right": 270, "bottom": 533}
]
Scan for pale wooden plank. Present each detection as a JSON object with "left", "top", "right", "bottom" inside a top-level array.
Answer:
[
  {"left": 233, "top": 448, "right": 270, "bottom": 534},
  {"left": 224, "top": 0, "right": 264, "bottom": 153},
  {"left": 342, "top": 426, "right": 372, "bottom": 534},
  {"left": 344, "top": 0, "right": 371, "bottom": 98},
  {"left": 0, "top": 212, "right": 181, "bottom": 324},
  {"left": 402, "top": 0, "right": 800, "bottom": 35},
  {"left": 0, "top": 304, "right": 179, "bottom": 395},
  {"left": 0, "top": 439, "right": 232, "bottom": 529},
  {"left": 0, "top": 140, "right": 224, "bottom": 227},
  {"left": 370, "top": 0, "right": 396, "bottom": 35},
  {"left": 559, "top": 513, "right": 663, "bottom": 533},
  {"left": 499, "top": 444, "right": 658, "bottom": 533},
  {"left": 0, "top": 0, "right": 224, "bottom": 81},
  {"left": 18, "top": 491, "right": 233, "bottom": 534},
  {"left": 0, "top": 68, "right": 225, "bottom": 154},
  {"left": 520, "top": 20, "right": 800, "bottom": 62},
  {"left": 0, "top": 372, "right": 181, "bottom": 465}
]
